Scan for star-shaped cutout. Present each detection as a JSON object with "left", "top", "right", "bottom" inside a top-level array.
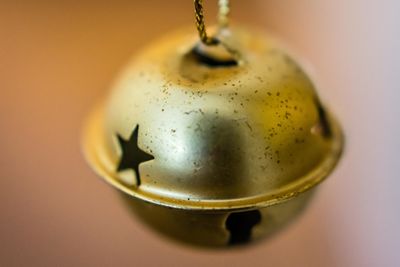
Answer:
[{"left": 116, "top": 125, "right": 154, "bottom": 186}]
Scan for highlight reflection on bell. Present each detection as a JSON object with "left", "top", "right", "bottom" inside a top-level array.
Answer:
[{"left": 83, "top": 1, "right": 343, "bottom": 247}]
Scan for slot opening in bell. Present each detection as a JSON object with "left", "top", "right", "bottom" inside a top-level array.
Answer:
[{"left": 226, "top": 210, "right": 262, "bottom": 245}]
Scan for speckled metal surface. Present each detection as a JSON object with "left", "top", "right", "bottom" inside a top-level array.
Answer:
[{"left": 82, "top": 26, "right": 343, "bottom": 246}]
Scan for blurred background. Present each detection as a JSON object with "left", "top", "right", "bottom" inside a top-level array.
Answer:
[{"left": 0, "top": 0, "right": 399, "bottom": 266}]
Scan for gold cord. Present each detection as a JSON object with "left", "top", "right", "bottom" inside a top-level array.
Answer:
[
  {"left": 194, "top": 0, "right": 230, "bottom": 45},
  {"left": 218, "top": 0, "right": 230, "bottom": 28}
]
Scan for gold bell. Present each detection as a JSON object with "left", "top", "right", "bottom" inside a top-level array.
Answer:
[{"left": 83, "top": 0, "right": 343, "bottom": 247}]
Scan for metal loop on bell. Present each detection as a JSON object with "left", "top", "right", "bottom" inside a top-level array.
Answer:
[{"left": 194, "top": 0, "right": 230, "bottom": 45}]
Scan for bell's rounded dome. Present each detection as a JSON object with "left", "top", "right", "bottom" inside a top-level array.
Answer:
[{"left": 83, "top": 27, "right": 343, "bottom": 211}]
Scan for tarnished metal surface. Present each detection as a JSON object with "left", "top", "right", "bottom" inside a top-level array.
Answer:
[{"left": 83, "top": 26, "right": 343, "bottom": 246}]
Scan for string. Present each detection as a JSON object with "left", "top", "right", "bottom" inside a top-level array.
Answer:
[{"left": 194, "top": 0, "right": 230, "bottom": 45}]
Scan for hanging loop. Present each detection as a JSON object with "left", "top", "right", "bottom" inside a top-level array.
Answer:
[
  {"left": 218, "top": 0, "right": 230, "bottom": 28},
  {"left": 194, "top": 0, "right": 230, "bottom": 46}
]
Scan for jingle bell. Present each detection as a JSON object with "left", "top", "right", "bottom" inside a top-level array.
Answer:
[{"left": 83, "top": 26, "right": 343, "bottom": 247}]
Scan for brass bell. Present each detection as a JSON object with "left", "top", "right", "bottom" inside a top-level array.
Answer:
[{"left": 83, "top": 0, "right": 343, "bottom": 247}]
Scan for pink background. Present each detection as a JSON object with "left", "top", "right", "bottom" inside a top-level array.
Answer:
[{"left": 1, "top": 1, "right": 399, "bottom": 266}]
